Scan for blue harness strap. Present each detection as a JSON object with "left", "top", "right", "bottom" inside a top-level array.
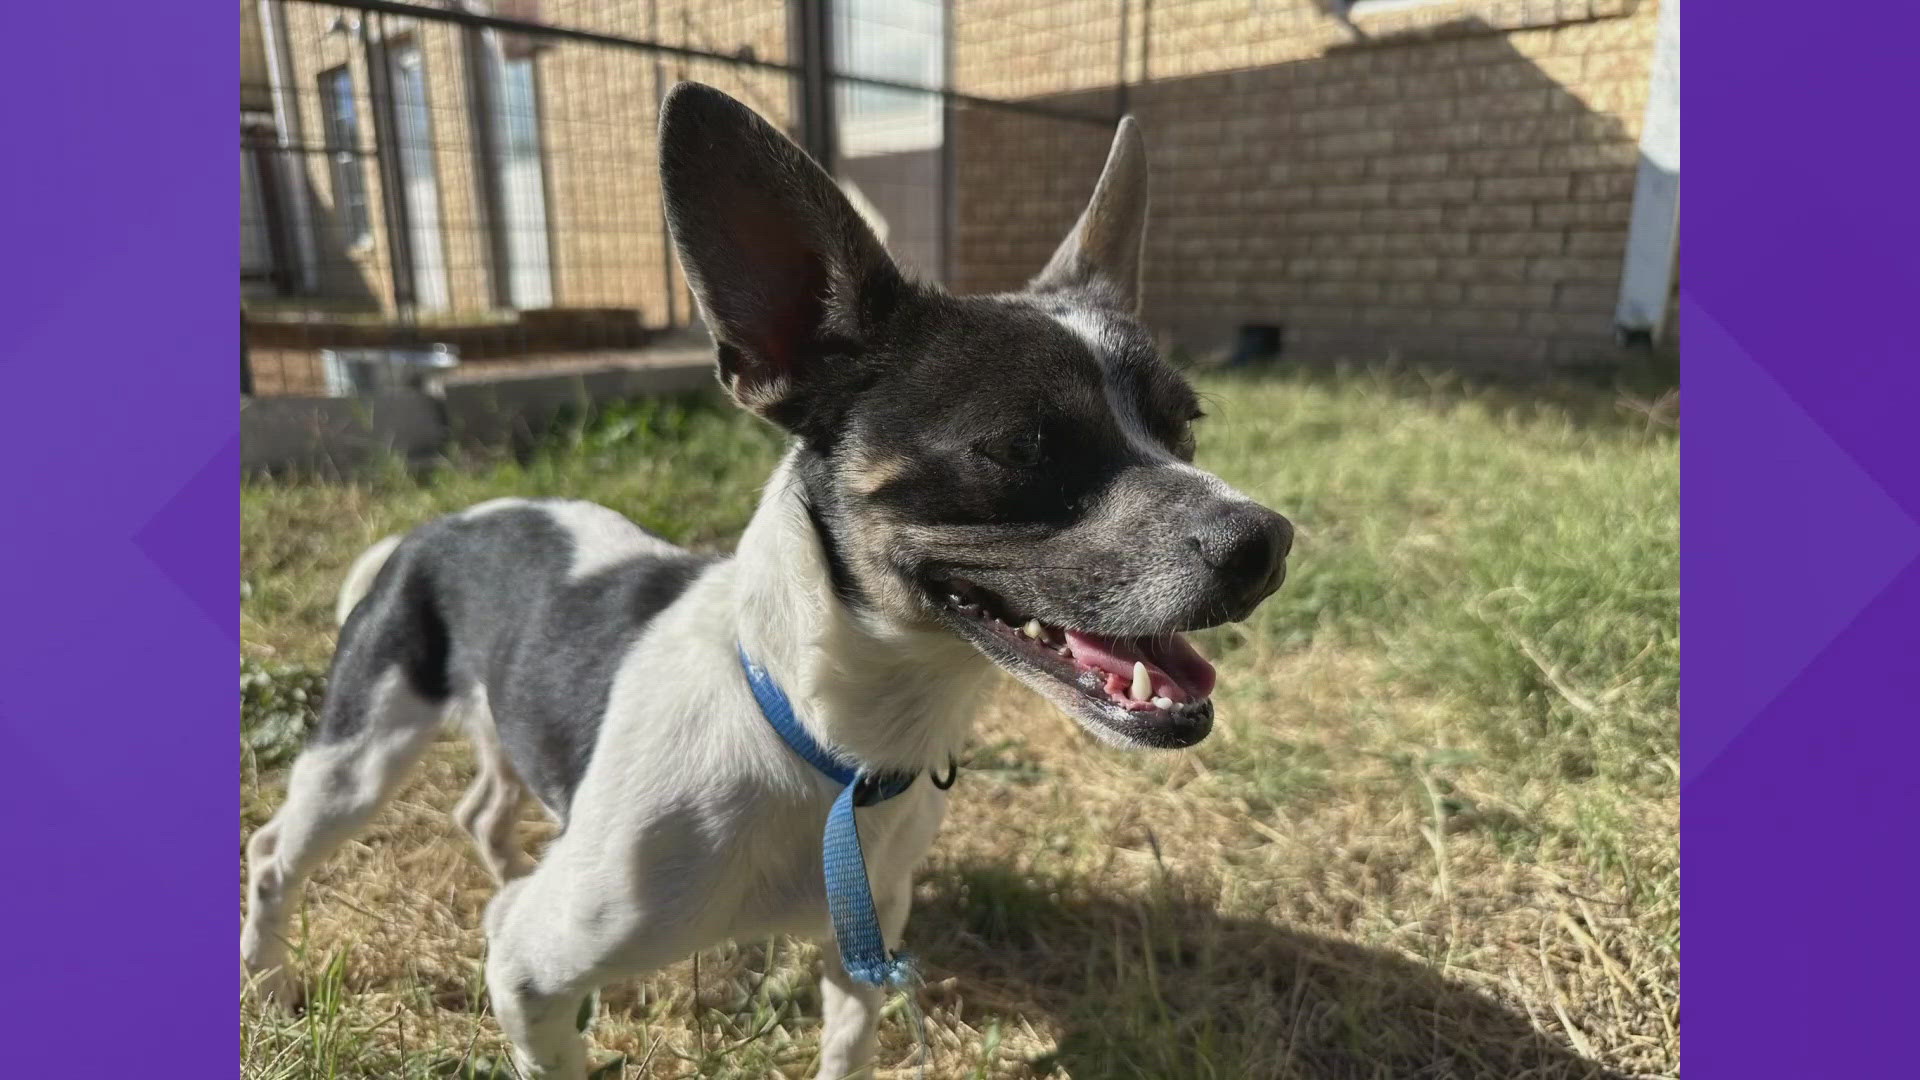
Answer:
[{"left": 738, "top": 645, "right": 920, "bottom": 990}]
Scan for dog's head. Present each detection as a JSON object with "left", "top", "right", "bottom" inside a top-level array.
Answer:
[{"left": 661, "top": 83, "right": 1291, "bottom": 749}]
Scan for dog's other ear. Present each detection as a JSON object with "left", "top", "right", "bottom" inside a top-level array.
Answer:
[
  {"left": 659, "top": 82, "right": 906, "bottom": 427},
  {"left": 1029, "top": 116, "right": 1149, "bottom": 313}
]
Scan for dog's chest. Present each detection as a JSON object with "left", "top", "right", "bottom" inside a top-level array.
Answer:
[{"left": 719, "top": 785, "right": 949, "bottom": 940}]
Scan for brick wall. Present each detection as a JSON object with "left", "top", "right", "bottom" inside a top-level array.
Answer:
[{"left": 950, "top": 0, "right": 1665, "bottom": 375}]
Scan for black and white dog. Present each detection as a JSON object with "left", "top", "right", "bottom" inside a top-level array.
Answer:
[{"left": 242, "top": 83, "right": 1292, "bottom": 1078}]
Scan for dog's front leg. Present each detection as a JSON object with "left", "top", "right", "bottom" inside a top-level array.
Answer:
[
  {"left": 483, "top": 814, "right": 714, "bottom": 1080},
  {"left": 814, "top": 876, "right": 914, "bottom": 1080},
  {"left": 817, "top": 953, "right": 884, "bottom": 1080},
  {"left": 483, "top": 873, "right": 595, "bottom": 1079},
  {"left": 484, "top": 863, "right": 677, "bottom": 1080}
]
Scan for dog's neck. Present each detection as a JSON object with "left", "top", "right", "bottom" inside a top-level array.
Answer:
[{"left": 731, "top": 450, "right": 995, "bottom": 774}]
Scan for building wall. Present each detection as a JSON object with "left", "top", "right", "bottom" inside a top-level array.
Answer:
[{"left": 950, "top": 0, "right": 1666, "bottom": 374}]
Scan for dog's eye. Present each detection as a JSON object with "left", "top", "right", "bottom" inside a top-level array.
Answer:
[
  {"left": 979, "top": 430, "right": 1044, "bottom": 470},
  {"left": 1172, "top": 428, "right": 1197, "bottom": 462},
  {"left": 1172, "top": 409, "right": 1204, "bottom": 461}
]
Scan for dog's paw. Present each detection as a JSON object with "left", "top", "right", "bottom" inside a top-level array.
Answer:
[{"left": 244, "top": 961, "right": 305, "bottom": 1013}]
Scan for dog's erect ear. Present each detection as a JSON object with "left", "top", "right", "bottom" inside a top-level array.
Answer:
[
  {"left": 659, "top": 82, "right": 906, "bottom": 424},
  {"left": 1029, "top": 116, "right": 1149, "bottom": 313}
]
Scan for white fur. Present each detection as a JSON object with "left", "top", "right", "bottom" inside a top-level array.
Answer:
[
  {"left": 1048, "top": 306, "right": 1177, "bottom": 460},
  {"left": 541, "top": 499, "right": 683, "bottom": 582},
  {"left": 1047, "top": 305, "right": 1115, "bottom": 359},
  {"left": 459, "top": 496, "right": 537, "bottom": 520},
  {"left": 335, "top": 534, "right": 401, "bottom": 627},
  {"left": 1047, "top": 307, "right": 1259, "bottom": 503}
]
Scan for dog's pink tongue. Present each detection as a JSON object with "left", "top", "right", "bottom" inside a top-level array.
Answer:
[
  {"left": 1062, "top": 630, "right": 1217, "bottom": 701},
  {"left": 1146, "top": 634, "right": 1218, "bottom": 699}
]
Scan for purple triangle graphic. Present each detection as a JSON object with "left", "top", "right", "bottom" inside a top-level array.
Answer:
[
  {"left": 132, "top": 435, "right": 240, "bottom": 645},
  {"left": 1684, "top": 297, "right": 1920, "bottom": 785}
]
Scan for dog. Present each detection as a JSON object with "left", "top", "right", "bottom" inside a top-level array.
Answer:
[{"left": 242, "top": 82, "right": 1292, "bottom": 1078}]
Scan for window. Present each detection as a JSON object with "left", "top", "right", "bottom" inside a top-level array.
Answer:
[
  {"left": 481, "top": 38, "right": 553, "bottom": 308},
  {"left": 833, "top": 0, "right": 944, "bottom": 155},
  {"left": 317, "top": 66, "right": 371, "bottom": 245},
  {"left": 831, "top": 0, "right": 947, "bottom": 279},
  {"left": 387, "top": 43, "right": 451, "bottom": 311}
]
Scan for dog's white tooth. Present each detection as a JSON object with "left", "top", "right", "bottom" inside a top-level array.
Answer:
[
  {"left": 1131, "top": 661, "right": 1152, "bottom": 701},
  {"left": 1152, "top": 696, "right": 1174, "bottom": 710},
  {"left": 1023, "top": 619, "right": 1045, "bottom": 640},
  {"left": 1055, "top": 644, "right": 1072, "bottom": 656}
]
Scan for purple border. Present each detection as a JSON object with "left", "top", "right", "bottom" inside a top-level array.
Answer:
[
  {"left": 2, "top": 2, "right": 1917, "bottom": 1075},
  {"left": 0, "top": 2, "right": 235, "bottom": 1073},
  {"left": 1686, "top": 2, "right": 1920, "bottom": 1077}
]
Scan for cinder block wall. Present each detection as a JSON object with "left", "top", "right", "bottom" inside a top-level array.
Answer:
[{"left": 950, "top": 0, "right": 1665, "bottom": 375}]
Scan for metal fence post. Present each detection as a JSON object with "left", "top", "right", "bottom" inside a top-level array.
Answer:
[
  {"left": 793, "top": 0, "right": 836, "bottom": 170},
  {"left": 365, "top": 12, "right": 417, "bottom": 315}
]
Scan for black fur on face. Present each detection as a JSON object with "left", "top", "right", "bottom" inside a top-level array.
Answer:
[
  {"left": 795, "top": 294, "right": 1216, "bottom": 623},
  {"left": 661, "top": 83, "right": 1292, "bottom": 748}
]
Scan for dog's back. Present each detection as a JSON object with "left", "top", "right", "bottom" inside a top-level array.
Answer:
[{"left": 327, "top": 498, "right": 715, "bottom": 817}]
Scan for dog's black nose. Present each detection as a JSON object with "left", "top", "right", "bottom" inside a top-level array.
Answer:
[{"left": 1193, "top": 504, "right": 1293, "bottom": 610}]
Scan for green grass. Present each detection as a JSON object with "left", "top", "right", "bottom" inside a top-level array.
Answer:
[{"left": 242, "top": 367, "right": 1677, "bottom": 1078}]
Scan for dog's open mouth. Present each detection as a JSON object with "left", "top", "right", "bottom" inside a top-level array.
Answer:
[{"left": 928, "top": 578, "right": 1217, "bottom": 748}]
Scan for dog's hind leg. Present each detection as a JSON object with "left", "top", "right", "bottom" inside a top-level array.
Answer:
[
  {"left": 451, "top": 688, "right": 531, "bottom": 885},
  {"left": 242, "top": 667, "right": 442, "bottom": 1006}
]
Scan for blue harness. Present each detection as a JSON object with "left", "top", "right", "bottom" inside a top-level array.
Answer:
[{"left": 737, "top": 645, "right": 953, "bottom": 989}]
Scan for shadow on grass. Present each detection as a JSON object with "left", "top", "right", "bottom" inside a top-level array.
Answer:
[{"left": 914, "top": 862, "right": 1630, "bottom": 1080}]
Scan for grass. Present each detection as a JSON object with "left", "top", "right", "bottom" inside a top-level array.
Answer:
[{"left": 241, "top": 366, "right": 1678, "bottom": 1078}]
